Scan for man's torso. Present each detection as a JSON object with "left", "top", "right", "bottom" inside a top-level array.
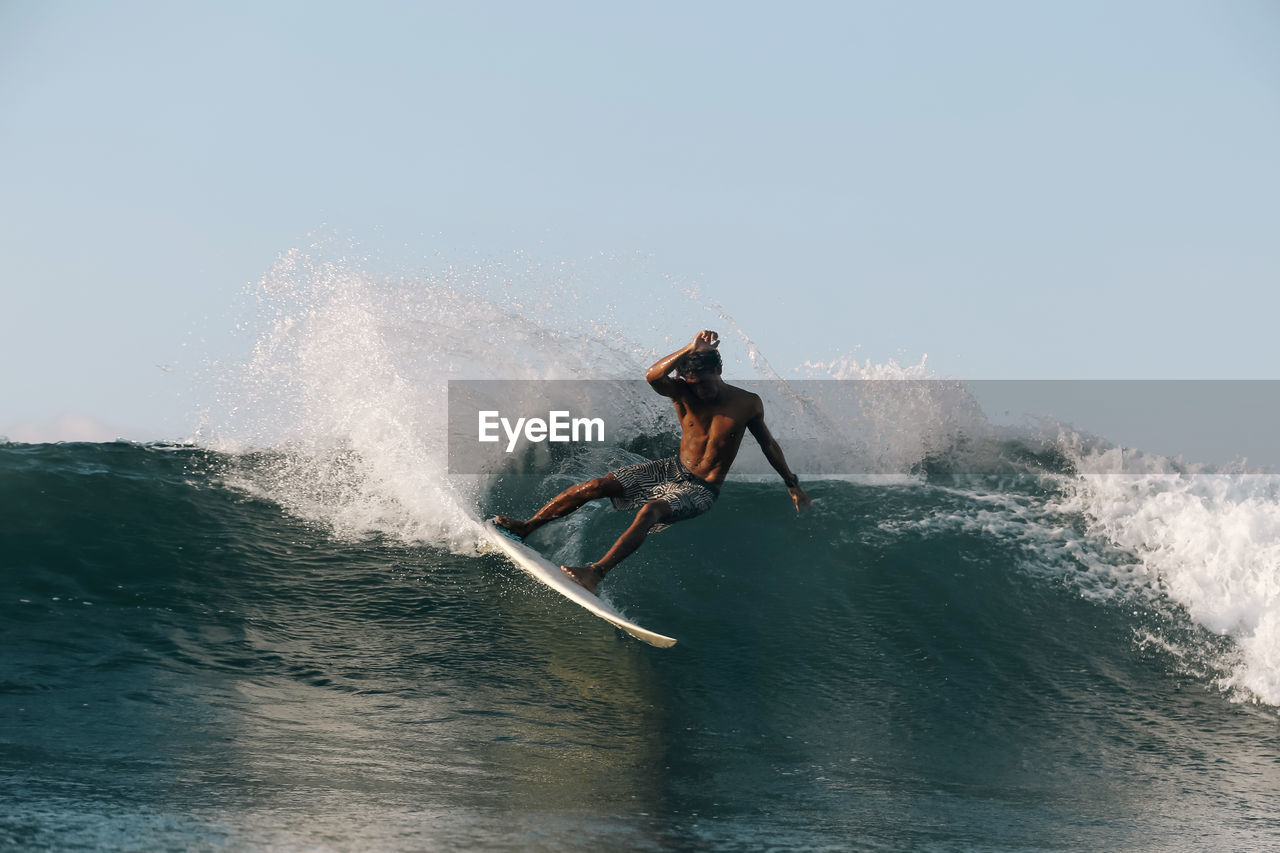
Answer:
[{"left": 673, "top": 383, "right": 760, "bottom": 486}]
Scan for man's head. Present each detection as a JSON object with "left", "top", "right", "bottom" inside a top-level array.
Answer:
[
  {"left": 678, "top": 349, "right": 723, "bottom": 400},
  {"left": 680, "top": 349, "right": 722, "bottom": 376}
]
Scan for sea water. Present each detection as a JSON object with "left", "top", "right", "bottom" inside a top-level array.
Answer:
[{"left": 3, "top": 252, "right": 1279, "bottom": 850}]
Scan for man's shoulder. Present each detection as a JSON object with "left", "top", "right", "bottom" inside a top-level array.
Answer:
[{"left": 721, "top": 383, "right": 763, "bottom": 413}]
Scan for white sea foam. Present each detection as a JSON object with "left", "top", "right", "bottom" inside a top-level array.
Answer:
[
  {"left": 910, "top": 434, "right": 1280, "bottom": 706},
  {"left": 1055, "top": 445, "right": 1280, "bottom": 704},
  {"left": 892, "top": 433, "right": 1280, "bottom": 706}
]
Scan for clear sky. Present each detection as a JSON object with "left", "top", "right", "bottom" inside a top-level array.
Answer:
[{"left": 2, "top": 1, "right": 1278, "bottom": 441}]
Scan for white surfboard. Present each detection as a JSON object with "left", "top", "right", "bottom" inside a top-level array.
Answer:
[{"left": 481, "top": 519, "right": 677, "bottom": 648}]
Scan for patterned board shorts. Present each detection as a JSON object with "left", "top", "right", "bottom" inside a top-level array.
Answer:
[{"left": 608, "top": 456, "right": 720, "bottom": 532}]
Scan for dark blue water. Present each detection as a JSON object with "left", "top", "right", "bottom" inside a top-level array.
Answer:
[{"left": 3, "top": 442, "right": 1279, "bottom": 851}]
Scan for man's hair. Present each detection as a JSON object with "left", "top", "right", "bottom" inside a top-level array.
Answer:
[{"left": 679, "top": 349, "right": 722, "bottom": 376}]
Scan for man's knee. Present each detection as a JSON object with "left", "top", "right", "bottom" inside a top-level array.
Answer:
[
  {"left": 637, "top": 500, "right": 673, "bottom": 526},
  {"left": 588, "top": 474, "right": 624, "bottom": 499},
  {"left": 577, "top": 475, "right": 622, "bottom": 499}
]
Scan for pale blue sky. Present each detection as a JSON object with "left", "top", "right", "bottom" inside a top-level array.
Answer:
[{"left": 2, "top": 1, "right": 1278, "bottom": 441}]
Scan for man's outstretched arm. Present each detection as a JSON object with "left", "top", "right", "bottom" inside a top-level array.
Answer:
[
  {"left": 646, "top": 330, "right": 719, "bottom": 398},
  {"left": 747, "top": 407, "right": 811, "bottom": 513}
]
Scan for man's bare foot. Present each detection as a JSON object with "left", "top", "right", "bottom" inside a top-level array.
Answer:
[
  {"left": 560, "top": 564, "right": 605, "bottom": 595},
  {"left": 493, "top": 516, "right": 535, "bottom": 539}
]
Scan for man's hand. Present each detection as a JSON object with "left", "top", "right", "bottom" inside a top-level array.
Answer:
[
  {"left": 647, "top": 331, "right": 719, "bottom": 397},
  {"left": 692, "top": 330, "right": 719, "bottom": 352},
  {"left": 789, "top": 485, "right": 811, "bottom": 513}
]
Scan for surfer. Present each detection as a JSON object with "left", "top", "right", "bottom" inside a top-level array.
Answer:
[{"left": 494, "top": 330, "right": 810, "bottom": 594}]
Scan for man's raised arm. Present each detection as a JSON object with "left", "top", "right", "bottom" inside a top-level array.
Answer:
[{"left": 646, "top": 330, "right": 719, "bottom": 398}]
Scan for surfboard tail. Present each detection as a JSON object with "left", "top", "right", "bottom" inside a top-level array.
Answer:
[{"left": 487, "top": 517, "right": 526, "bottom": 544}]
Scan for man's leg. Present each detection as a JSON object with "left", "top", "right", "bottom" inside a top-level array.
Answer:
[
  {"left": 494, "top": 473, "right": 624, "bottom": 539},
  {"left": 561, "top": 499, "right": 673, "bottom": 594}
]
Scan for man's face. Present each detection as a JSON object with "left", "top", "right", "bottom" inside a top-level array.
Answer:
[{"left": 681, "top": 371, "right": 720, "bottom": 400}]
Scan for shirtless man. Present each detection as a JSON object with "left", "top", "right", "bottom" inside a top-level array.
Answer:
[{"left": 494, "top": 330, "right": 811, "bottom": 593}]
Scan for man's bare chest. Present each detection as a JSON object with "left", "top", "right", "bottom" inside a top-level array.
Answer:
[{"left": 678, "top": 405, "right": 748, "bottom": 442}]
